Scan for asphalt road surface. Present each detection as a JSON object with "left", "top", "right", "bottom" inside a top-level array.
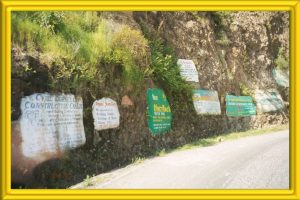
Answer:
[{"left": 72, "top": 129, "right": 289, "bottom": 189}]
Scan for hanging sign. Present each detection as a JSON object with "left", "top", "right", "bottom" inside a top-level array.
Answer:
[
  {"left": 193, "top": 90, "right": 221, "bottom": 115},
  {"left": 20, "top": 93, "right": 86, "bottom": 158},
  {"left": 177, "top": 59, "right": 199, "bottom": 82},
  {"left": 226, "top": 95, "right": 256, "bottom": 116},
  {"left": 92, "top": 98, "right": 120, "bottom": 130},
  {"left": 146, "top": 89, "right": 172, "bottom": 134},
  {"left": 255, "top": 90, "right": 285, "bottom": 113}
]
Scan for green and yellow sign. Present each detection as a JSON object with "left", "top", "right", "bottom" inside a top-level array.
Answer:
[
  {"left": 226, "top": 95, "right": 256, "bottom": 116},
  {"left": 146, "top": 89, "right": 172, "bottom": 134}
]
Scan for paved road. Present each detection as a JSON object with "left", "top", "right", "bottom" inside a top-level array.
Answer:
[{"left": 72, "top": 130, "right": 289, "bottom": 189}]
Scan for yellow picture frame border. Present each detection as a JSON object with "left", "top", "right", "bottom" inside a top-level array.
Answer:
[{"left": 0, "top": 0, "right": 299, "bottom": 199}]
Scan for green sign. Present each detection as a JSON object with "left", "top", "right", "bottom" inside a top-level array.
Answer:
[
  {"left": 146, "top": 89, "right": 172, "bottom": 134},
  {"left": 226, "top": 95, "right": 256, "bottom": 116}
]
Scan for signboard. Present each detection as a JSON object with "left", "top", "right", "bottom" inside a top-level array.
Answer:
[
  {"left": 255, "top": 90, "right": 285, "bottom": 113},
  {"left": 177, "top": 59, "right": 199, "bottom": 82},
  {"left": 192, "top": 90, "right": 221, "bottom": 115},
  {"left": 20, "top": 93, "right": 86, "bottom": 158},
  {"left": 92, "top": 98, "right": 120, "bottom": 130},
  {"left": 146, "top": 89, "right": 172, "bottom": 134},
  {"left": 272, "top": 69, "right": 289, "bottom": 87},
  {"left": 225, "top": 95, "right": 256, "bottom": 116}
]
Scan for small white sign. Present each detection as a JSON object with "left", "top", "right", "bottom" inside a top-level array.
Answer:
[
  {"left": 177, "top": 59, "right": 199, "bottom": 82},
  {"left": 20, "top": 93, "right": 86, "bottom": 158},
  {"left": 255, "top": 90, "right": 285, "bottom": 113},
  {"left": 92, "top": 98, "right": 120, "bottom": 131}
]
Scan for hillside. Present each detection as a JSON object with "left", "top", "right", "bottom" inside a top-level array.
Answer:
[{"left": 11, "top": 11, "right": 289, "bottom": 188}]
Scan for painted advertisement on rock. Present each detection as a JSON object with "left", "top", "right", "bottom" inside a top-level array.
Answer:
[
  {"left": 272, "top": 68, "right": 289, "bottom": 88},
  {"left": 192, "top": 90, "right": 221, "bottom": 115},
  {"left": 92, "top": 98, "right": 120, "bottom": 131},
  {"left": 146, "top": 89, "right": 172, "bottom": 135},
  {"left": 225, "top": 95, "right": 256, "bottom": 117},
  {"left": 177, "top": 59, "right": 199, "bottom": 82},
  {"left": 255, "top": 90, "right": 285, "bottom": 113},
  {"left": 20, "top": 93, "right": 86, "bottom": 158}
]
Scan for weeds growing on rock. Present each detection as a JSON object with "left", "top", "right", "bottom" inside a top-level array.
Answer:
[
  {"left": 275, "top": 47, "right": 289, "bottom": 71},
  {"left": 12, "top": 11, "right": 149, "bottom": 95}
]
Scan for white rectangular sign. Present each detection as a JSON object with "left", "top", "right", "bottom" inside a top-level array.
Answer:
[
  {"left": 20, "top": 93, "right": 86, "bottom": 158},
  {"left": 92, "top": 98, "right": 120, "bottom": 130},
  {"left": 177, "top": 59, "right": 199, "bottom": 82},
  {"left": 193, "top": 90, "right": 221, "bottom": 115}
]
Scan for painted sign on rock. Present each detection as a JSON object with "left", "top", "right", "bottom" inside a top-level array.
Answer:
[
  {"left": 272, "top": 68, "right": 289, "bottom": 87},
  {"left": 20, "top": 93, "right": 86, "bottom": 158},
  {"left": 193, "top": 90, "right": 221, "bottom": 115},
  {"left": 92, "top": 98, "right": 120, "bottom": 131},
  {"left": 226, "top": 95, "right": 256, "bottom": 116},
  {"left": 147, "top": 88, "right": 172, "bottom": 134},
  {"left": 177, "top": 59, "right": 199, "bottom": 82},
  {"left": 255, "top": 90, "right": 285, "bottom": 113}
]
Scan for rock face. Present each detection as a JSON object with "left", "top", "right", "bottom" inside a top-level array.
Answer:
[
  {"left": 11, "top": 11, "right": 289, "bottom": 188},
  {"left": 134, "top": 11, "right": 289, "bottom": 98}
]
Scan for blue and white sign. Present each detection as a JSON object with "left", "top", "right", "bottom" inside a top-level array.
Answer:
[
  {"left": 272, "top": 69, "right": 289, "bottom": 88},
  {"left": 192, "top": 90, "right": 221, "bottom": 115},
  {"left": 255, "top": 90, "right": 285, "bottom": 113}
]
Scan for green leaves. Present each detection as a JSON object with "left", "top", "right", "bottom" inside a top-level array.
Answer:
[
  {"left": 275, "top": 47, "right": 289, "bottom": 71},
  {"left": 148, "top": 38, "right": 192, "bottom": 97},
  {"left": 12, "top": 12, "right": 149, "bottom": 94}
]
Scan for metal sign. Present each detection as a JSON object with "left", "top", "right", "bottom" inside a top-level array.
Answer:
[
  {"left": 20, "top": 93, "right": 86, "bottom": 158},
  {"left": 92, "top": 98, "right": 120, "bottom": 130},
  {"left": 146, "top": 88, "right": 172, "bottom": 134},
  {"left": 255, "top": 90, "right": 285, "bottom": 113},
  {"left": 193, "top": 90, "right": 221, "bottom": 115},
  {"left": 225, "top": 95, "right": 256, "bottom": 116},
  {"left": 177, "top": 59, "right": 199, "bottom": 82}
]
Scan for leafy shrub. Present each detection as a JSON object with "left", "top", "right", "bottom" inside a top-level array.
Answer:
[
  {"left": 210, "top": 11, "right": 231, "bottom": 38},
  {"left": 139, "top": 22, "right": 193, "bottom": 105},
  {"left": 110, "top": 25, "right": 149, "bottom": 92},
  {"left": 239, "top": 83, "right": 252, "bottom": 96},
  {"left": 12, "top": 12, "right": 149, "bottom": 95},
  {"left": 275, "top": 47, "right": 289, "bottom": 71}
]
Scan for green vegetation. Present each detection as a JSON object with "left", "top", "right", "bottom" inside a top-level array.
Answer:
[
  {"left": 132, "top": 157, "right": 145, "bottom": 165},
  {"left": 12, "top": 11, "right": 193, "bottom": 101},
  {"left": 83, "top": 175, "right": 94, "bottom": 187},
  {"left": 12, "top": 11, "right": 149, "bottom": 94},
  {"left": 216, "top": 38, "right": 231, "bottom": 46},
  {"left": 139, "top": 21, "right": 193, "bottom": 109},
  {"left": 239, "top": 83, "right": 252, "bottom": 96},
  {"left": 275, "top": 47, "right": 289, "bottom": 71},
  {"left": 210, "top": 11, "right": 231, "bottom": 39}
]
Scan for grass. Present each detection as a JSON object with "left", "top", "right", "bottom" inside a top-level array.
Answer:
[
  {"left": 132, "top": 157, "right": 145, "bottom": 165},
  {"left": 83, "top": 175, "right": 94, "bottom": 187},
  {"left": 156, "top": 124, "right": 289, "bottom": 156},
  {"left": 12, "top": 11, "right": 149, "bottom": 94}
]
